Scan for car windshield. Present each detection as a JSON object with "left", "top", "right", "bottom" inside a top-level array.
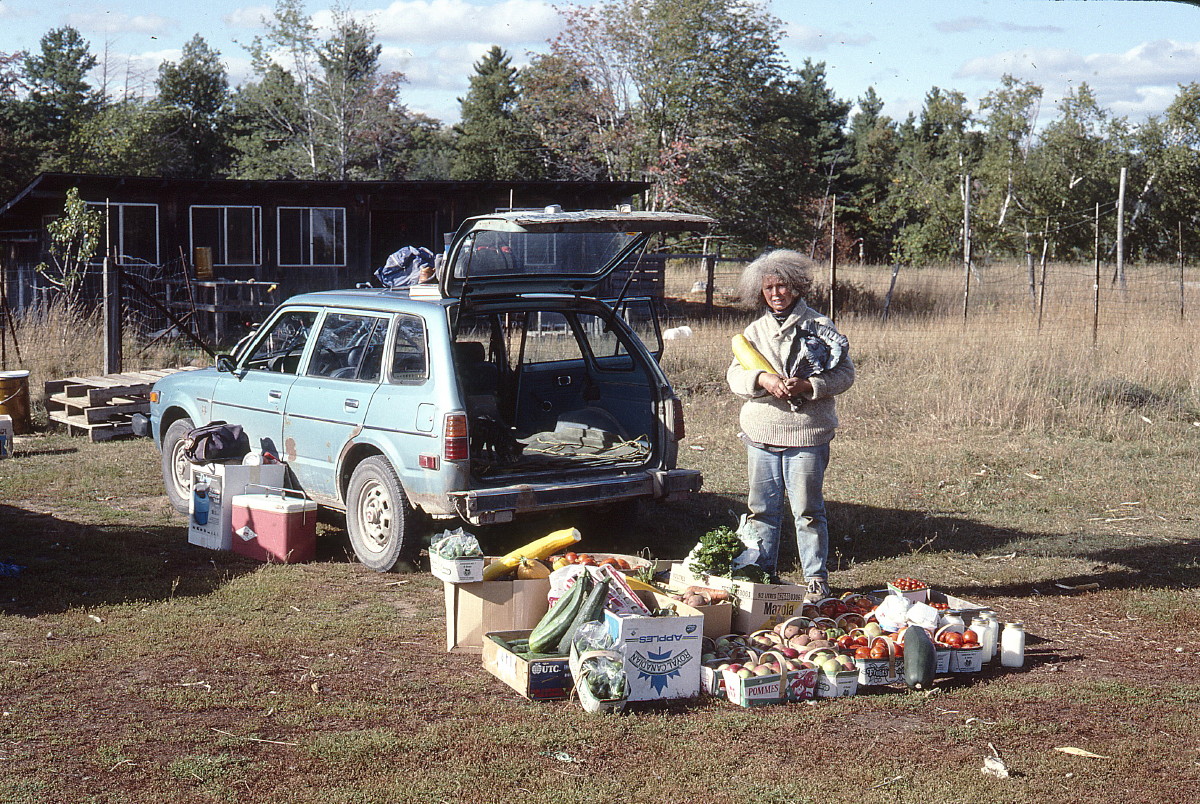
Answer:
[{"left": 452, "top": 230, "right": 640, "bottom": 279}]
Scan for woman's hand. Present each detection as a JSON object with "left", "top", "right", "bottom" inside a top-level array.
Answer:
[{"left": 758, "top": 373, "right": 811, "bottom": 400}]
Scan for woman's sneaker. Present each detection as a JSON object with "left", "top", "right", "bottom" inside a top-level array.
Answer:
[{"left": 804, "top": 577, "right": 831, "bottom": 603}]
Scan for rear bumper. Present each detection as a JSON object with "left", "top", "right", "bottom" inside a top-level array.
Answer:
[{"left": 448, "top": 468, "right": 702, "bottom": 525}]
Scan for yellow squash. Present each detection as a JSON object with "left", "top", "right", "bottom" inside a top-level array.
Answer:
[
  {"left": 481, "top": 527, "right": 582, "bottom": 580},
  {"left": 731, "top": 334, "right": 775, "bottom": 374}
]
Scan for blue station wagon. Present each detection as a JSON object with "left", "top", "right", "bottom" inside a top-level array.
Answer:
[{"left": 150, "top": 208, "right": 712, "bottom": 571}]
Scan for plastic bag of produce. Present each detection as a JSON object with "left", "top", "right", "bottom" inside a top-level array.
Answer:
[{"left": 430, "top": 528, "right": 483, "bottom": 560}]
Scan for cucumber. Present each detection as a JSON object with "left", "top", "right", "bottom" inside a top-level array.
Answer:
[
  {"left": 528, "top": 572, "right": 593, "bottom": 654},
  {"left": 556, "top": 577, "right": 610, "bottom": 656}
]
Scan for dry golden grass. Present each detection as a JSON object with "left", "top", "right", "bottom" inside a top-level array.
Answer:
[{"left": 3, "top": 302, "right": 199, "bottom": 419}]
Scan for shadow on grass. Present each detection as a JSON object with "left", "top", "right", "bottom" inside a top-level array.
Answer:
[
  {"left": 0, "top": 502, "right": 355, "bottom": 617},
  {"left": 544, "top": 491, "right": 1200, "bottom": 598}
]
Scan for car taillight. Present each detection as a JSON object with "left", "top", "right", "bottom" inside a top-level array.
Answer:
[
  {"left": 668, "top": 397, "right": 685, "bottom": 441},
  {"left": 444, "top": 413, "right": 469, "bottom": 461}
]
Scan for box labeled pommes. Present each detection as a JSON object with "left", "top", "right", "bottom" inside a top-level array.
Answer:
[
  {"left": 482, "top": 630, "right": 572, "bottom": 701},
  {"left": 723, "top": 667, "right": 817, "bottom": 708},
  {"left": 605, "top": 592, "right": 704, "bottom": 702},
  {"left": 669, "top": 563, "right": 807, "bottom": 634}
]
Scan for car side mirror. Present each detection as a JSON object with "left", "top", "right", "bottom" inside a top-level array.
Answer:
[{"left": 215, "top": 354, "right": 238, "bottom": 373}]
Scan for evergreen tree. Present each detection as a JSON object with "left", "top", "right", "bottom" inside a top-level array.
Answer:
[
  {"left": 156, "top": 35, "right": 232, "bottom": 178},
  {"left": 843, "top": 87, "right": 900, "bottom": 261},
  {"left": 22, "top": 26, "right": 101, "bottom": 170},
  {"left": 452, "top": 46, "right": 542, "bottom": 181}
]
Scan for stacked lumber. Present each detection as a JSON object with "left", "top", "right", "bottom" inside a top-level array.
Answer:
[{"left": 44, "top": 368, "right": 200, "bottom": 442}]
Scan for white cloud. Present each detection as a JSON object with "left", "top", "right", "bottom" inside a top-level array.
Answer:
[
  {"left": 956, "top": 40, "right": 1200, "bottom": 120},
  {"left": 370, "top": 0, "right": 559, "bottom": 45},
  {"left": 225, "top": 5, "right": 272, "bottom": 30},
  {"left": 786, "top": 22, "right": 873, "bottom": 52},
  {"left": 66, "top": 12, "right": 174, "bottom": 38},
  {"left": 935, "top": 17, "right": 1063, "bottom": 35}
]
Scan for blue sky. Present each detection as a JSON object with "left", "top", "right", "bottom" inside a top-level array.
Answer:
[{"left": 0, "top": 0, "right": 1196, "bottom": 126}]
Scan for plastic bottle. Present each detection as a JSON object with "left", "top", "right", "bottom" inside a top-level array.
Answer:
[
  {"left": 1000, "top": 621, "right": 1025, "bottom": 667},
  {"left": 193, "top": 481, "right": 211, "bottom": 526}
]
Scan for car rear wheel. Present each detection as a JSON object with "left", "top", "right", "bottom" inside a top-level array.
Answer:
[
  {"left": 346, "top": 456, "right": 418, "bottom": 572},
  {"left": 161, "top": 417, "right": 195, "bottom": 516}
]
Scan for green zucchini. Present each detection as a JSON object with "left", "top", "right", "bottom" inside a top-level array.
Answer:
[
  {"left": 902, "top": 626, "right": 937, "bottom": 691},
  {"left": 528, "top": 573, "right": 593, "bottom": 654},
  {"left": 556, "top": 577, "right": 610, "bottom": 655}
]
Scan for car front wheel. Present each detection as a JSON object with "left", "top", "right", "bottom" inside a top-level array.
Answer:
[
  {"left": 161, "top": 417, "right": 195, "bottom": 516},
  {"left": 346, "top": 456, "right": 418, "bottom": 572}
]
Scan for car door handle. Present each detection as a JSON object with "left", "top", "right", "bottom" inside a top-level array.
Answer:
[
  {"left": 344, "top": 399, "right": 360, "bottom": 410},
  {"left": 556, "top": 375, "right": 572, "bottom": 387},
  {"left": 268, "top": 389, "right": 283, "bottom": 400}
]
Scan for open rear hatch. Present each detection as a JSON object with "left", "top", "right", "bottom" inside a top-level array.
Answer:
[{"left": 439, "top": 208, "right": 714, "bottom": 299}]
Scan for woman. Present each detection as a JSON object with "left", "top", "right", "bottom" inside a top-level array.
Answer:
[{"left": 725, "top": 250, "right": 855, "bottom": 601}]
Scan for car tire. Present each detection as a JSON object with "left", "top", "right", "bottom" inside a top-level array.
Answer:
[
  {"left": 346, "top": 456, "right": 418, "bottom": 572},
  {"left": 161, "top": 416, "right": 195, "bottom": 516}
]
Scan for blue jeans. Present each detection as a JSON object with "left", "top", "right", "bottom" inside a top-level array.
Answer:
[{"left": 743, "top": 441, "right": 830, "bottom": 579}]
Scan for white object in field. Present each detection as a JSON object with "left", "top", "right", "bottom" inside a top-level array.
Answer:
[
  {"left": 690, "top": 281, "right": 707, "bottom": 293},
  {"left": 1000, "top": 621, "right": 1025, "bottom": 667},
  {"left": 664, "top": 325, "right": 693, "bottom": 340}
]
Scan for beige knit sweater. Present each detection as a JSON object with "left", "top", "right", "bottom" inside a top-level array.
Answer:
[{"left": 725, "top": 304, "right": 855, "bottom": 447}]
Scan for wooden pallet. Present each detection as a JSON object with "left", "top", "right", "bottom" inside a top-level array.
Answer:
[{"left": 44, "top": 367, "right": 200, "bottom": 442}]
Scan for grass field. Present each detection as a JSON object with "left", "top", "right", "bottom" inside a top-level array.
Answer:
[{"left": 1, "top": 278, "right": 1198, "bottom": 803}]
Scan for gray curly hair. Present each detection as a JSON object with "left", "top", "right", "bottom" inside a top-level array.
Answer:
[{"left": 736, "top": 249, "right": 816, "bottom": 310}]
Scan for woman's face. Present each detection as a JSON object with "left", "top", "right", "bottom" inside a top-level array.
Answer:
[{"left": 761, "top": 274, "right": 798, "bottom": 313}]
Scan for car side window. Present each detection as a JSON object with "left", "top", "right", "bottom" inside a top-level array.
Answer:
[
  {"left": 307, "top": 312, "right": 388, "bottom": 382},
  {"left": 389, "top": 314, "right": 427, "bottom": 382},
  {"left": 243, "top": 310, "right": 318, "bottom": 373}
]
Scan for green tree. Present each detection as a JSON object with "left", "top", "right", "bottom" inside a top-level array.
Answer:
[
  {"left": 517, "top": 52, "right": 620, "bottom": 180},
  {"left": 35, "top": 187, "right": 103, "bottom": 307},
  {"left": 21, "top": 27, "right": 101, "bottom": 170},
  {"left": 156, "top": 35, "right": 232, "bottom": 178},
  {"left": 0, "top": 51, "right": 38, "bottom": 198},
  {"left": 232, "top": 0, "right": 412, "bottom": 180},
  {"left": 54, "top": 99, "right": 181, "bottom": 175},
  {"left": 843, "top": 87, "right": 900, "bottom": 261},
  {"left": 1025, "top": 83, "right": 1127, "bottom": 259},
  {"left": 974, "top": 75, "right": 1043, "bottom": 256},
  {"left": 883, "top": 88, "right": 981, "bottom": 261},
  {"left": 452, "top": 46, "right": 542, "bottom": 181}
]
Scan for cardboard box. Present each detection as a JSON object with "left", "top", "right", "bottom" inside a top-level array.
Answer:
[
  {"left": 949, "top": 646, "right": 983, "bottom": 673},
  {"left": 814, "top": 668, "right": 859, "bottom": 698},
  {"left": 429, "top": 552, "right": 486, "bottom": 583},
  {"left": 444, "top": 578, "right": 551, "bottom": 654},
  {"left": 669, "top": 563, "right": 807, "bottom": 634},
  {"left": 481, "top": 630, "right": 573, "bottom": 701},
  {"left": 723, "top": 667, "right": 817, "bottom": 707},
  {"left": 605, "top": 591, "right": 704, "bottom": 702},
  {"left": 188, "top": 463, "right": 286, "bottom": 551}
]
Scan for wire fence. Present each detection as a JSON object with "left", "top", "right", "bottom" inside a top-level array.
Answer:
[{"left": 663, "top": 256, "right": 1199, "bottom": 335}]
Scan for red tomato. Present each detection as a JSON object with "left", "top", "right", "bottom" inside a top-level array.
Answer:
[
  {"left": 869, "top": 646, "right": 887, "bottom": 659},
  {"left": 941, "top": 632, "right": 964, "bottom": 648},
  {"left": 564, "top": 552, "right": 578, "bottom": 563},
  {"left": 961, "top": 630, "right": 980, "bottom": 645}
]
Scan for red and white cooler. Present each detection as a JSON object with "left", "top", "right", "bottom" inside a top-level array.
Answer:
[{"left": 231, "top": 486, "right": 317, "bottom": 564}]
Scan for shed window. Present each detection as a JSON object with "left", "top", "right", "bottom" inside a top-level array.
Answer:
[
  {"left": 87, "top": 202, "right": 159, "bottom": 265},
  {"left": 191, "top": 206, "right": 262, "bottom": 266},
  {"left": 278, "top": 207, "right": 346, "bottom": 267}
]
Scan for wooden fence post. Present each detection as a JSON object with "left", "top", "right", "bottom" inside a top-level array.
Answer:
[
  {"left": 103, "top": 254, "right": 122, "bottom": 374},
  {"left": 961, "top": 175, "right": 972, "bottom": 323},
  {"left": 704, "top": 254, "right": 716, "bottom": 313},
  {"left": 882, "top": 262, "right": 901, "bottom": 323},
  {"left": 1093, "top": 203, "right": 1100, "bottom": 345},
  {"left": 829, "top": 195, "right": 837, "bottom": 321}
]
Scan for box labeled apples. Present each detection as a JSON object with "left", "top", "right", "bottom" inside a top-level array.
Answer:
[
  {"left": 444, "top": 575, "right": 552, "bottom": 654},
  {"left": 605, "top": 592, "right": 704, "bottom": 702},
  {"left": 188, "top": 462, "right": 286, "bottom": 551},
  {"left": 669, "top": 563, "right": 807, "bottom": 634},
  {"left": 481, "top": 630, "right": 572, "bottom": 701},
  {"left": 429, "top": 552, "right": 486, "bottom": 583}
]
